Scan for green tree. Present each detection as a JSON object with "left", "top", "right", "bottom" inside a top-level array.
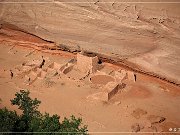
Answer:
[
  {"left": 10, "top": 90, "right": 41, "bottom": 132},
  {"left": 28, "top": 113, "right": 61, "bottom": 133},
  {"left": 11, "top": 90, "right": 41, "bottom": 119},
  {"left": 0, "top": 108, "right": 19, "bottom": 132},
  {"left": 0, "top": 90, "right": 88, "bottom": 134},
  {"left": 60, "top": 116, "right": 88, "bottom": 134}
]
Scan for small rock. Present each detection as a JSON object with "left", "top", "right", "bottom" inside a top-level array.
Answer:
[
  {"left": 114, "top": 101, "right": 121, "bottom": 105},
  {"left": 160, "top": 86, "right": 169, "bottom": 92}
]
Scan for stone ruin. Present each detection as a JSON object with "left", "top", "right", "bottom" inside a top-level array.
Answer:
[
  {"left": 15, "top": 59, "right": 62, "bottom": 86},
  {"left": 76, "top": 52, "right": 136, "bottom": 102},
  {"left": 77, "top": 53, "right": 99, "bottom": 74},
  {"left": 100, "top": 82, "right": 120, "bottom": 101},
  {"left": 13, "top": 52, "right": 136, "bottom": 101}
]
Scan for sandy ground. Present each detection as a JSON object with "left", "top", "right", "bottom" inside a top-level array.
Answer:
[{"left": 0, "top": 30, "right": 180, "bottom": 134}]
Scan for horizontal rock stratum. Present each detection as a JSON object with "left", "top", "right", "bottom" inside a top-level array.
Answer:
[{"left": 0, "top": 0, "right": 180, "bottom": 84}]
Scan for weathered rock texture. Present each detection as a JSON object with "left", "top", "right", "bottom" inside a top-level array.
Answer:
[{"left": 0, "top": 0, "right": 180, "bottom": 84}]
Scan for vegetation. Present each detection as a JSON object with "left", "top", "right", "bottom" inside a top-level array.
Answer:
[{"left": 0, "top": 90, "right": 88, "bottom": 134}]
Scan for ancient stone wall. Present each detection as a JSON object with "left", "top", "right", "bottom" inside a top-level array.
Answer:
[{"left": 77, "top": 53, "right": 98, "bottom": 74}]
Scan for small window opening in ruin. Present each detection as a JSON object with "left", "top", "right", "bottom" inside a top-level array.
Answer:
[
  {"left": 134, "top": 74, "right": 137, "bottom": 81},
  {"left": 98, "top": 59, "right": 102, "bottom": 64}
]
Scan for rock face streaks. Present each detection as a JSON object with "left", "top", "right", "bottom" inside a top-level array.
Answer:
[{"left": 0, "top": 0, "right": 180, "bottom": 84}]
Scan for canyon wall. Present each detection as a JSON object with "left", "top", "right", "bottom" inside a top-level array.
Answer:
[{"left": 0, "top": 0, "right": 180, "bottom": 84}]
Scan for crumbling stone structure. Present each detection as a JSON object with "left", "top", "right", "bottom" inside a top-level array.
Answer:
[
  {"left": 62, "top": 63, "right": 74, "bottom": 74},
  {"left": 88, "top": 82, "right": 125, "bottom": 102},
  {"left": 114, "top": 70, "right": 127, "bottom": 83},
  {"left": 77, "top": 53, "right": 98, "bottom": 74},
  {"left": 15, "top": 53, "right": 136, "bottom": 101},
  {"left": 127, "top": 71, "right": 136, "bottom": 82},
  {"left": 48, "top": 62, "right": 61, "bottom": 70},
  {"left": 89, "top": 69, "right": 136, "bottom": 101},
  {"left": 101, "top": 82, "right": 119, "bottom": 101}
]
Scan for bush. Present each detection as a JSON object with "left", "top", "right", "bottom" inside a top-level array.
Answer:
[{"left": 0, "top": 90, "right": 88, "bottom": 134}]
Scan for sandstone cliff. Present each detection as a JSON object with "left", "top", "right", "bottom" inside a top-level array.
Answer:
[{"left": 0, "top": 0, "right": 180, "bottom": 84}]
